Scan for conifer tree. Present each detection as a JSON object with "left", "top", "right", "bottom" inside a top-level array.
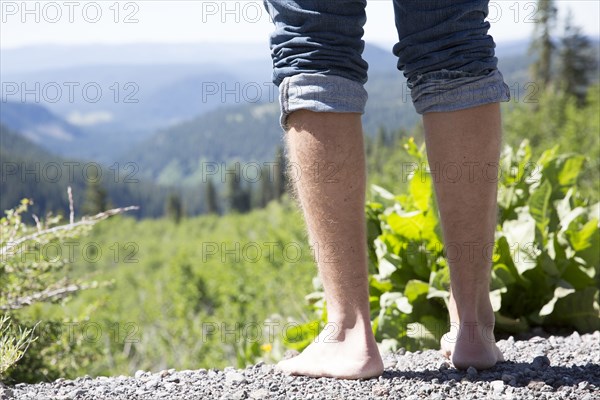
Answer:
[
  {"left": 558, "top": 10, "right": 597, "bottom": 106},
  {"left": 529, "top": 0, "right": 557, "bottom": 87}
]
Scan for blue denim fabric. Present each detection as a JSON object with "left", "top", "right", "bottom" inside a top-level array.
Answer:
[{"left": 264, "top": 0, "right": 510, "bottom": 126}]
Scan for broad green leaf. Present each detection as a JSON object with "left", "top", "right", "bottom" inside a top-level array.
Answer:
[
  {"left": 409, "top": 169, "right": 432, "bottom": 212},
  {"left": 369, "top": 275, "right": 393, "bottom": 294},
  {"left": 539, "top": 285, "right": 576, "bottom": 316},
  {"left": 422, "top": 209, "right": 443, "bottom": 251},
  {"left": 543, "top": 287, "right": 600, "bottom": 332},
  {"left": 567, "top": 218, "right": 599, "bottom": 252},
  {"left": 528, "top": 180, "right": 552, "bottom": 240},
  {"left": 387, "top": 211, "right": 425, "bottom": 241},
  {"left": 561, "top": 262, "right": 596, "bottom": 290},
  {"left": 405, "top": 242, "right": 431, "bottom": 280},
  {"left": 404, "top": 280, "right": 430, "bottom": 303},
  {"left": 536, "top": 146, "right": 559, "bottom": 169},
  {"left": 380, "top": 292, "right": 413, "bottom": 314},
  {"left": 502, "top": 212, "right": 538, "bottom": 274},
  {"left": 377, "top": 257, "right": 397, "bottom": 279},
  {"left": 492, "top": 263, "right": 516, "bottom": 286},
  {"left": 557, "top": 156, "right": 586, "bottom": 187},
  {"left": 379, "top": 232, "right": 404, "bottom": 255},
  {"left": 489, "top": 288, "right": 507, "bottom": 312},
  {"left": 555, "top": 189, "right": 574, "bottom": 222},
  {"left": 380, "top": 292, "right": 403, "bottom": 309},
  {"left": 395, "top": 296, "right": 413, "bottom": 314},
  {"left": 540, "top": 252, "right": 560, "bottom": 277},
  {"left": 407, "top": 318, "right": 441, "bottom": 349},
  {"left": 493, "top": 237, "right": 529, "bottom": 286}
]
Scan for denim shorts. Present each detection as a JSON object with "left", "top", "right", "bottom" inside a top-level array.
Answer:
[{"left": 264, "top": 0, "right": 510, "bottom": 128}]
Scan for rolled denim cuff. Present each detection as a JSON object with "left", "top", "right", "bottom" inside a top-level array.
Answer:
[
  {"left": 410, "top": 69, "right": 510, "bottom": 114},
  {"left": 278, "top": 73, "right": 368, "bottom": 129}
]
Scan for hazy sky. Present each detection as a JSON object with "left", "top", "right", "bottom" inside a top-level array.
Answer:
[{"left": 1, "top": 1, "right": 599, "bottom": 49}]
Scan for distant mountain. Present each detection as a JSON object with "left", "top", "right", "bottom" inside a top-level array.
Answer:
[
  {"left": 0, "top": 63, "right": 259, "bottom": 131},
  {"left": 0, "top": 43, "right": 271, "bottom": 74},
  {"left": 117, "top": 46, "right": 552, "bottom": 187},
  {"left": 119, "top": 70, "right": 420, "bottom": 188},
  {"left": 0, "top": 124, "right": 181, "bottom": 218},
  {"left": 122, "top": 102, "right": 283, "bottom": 185},
  {"left": 0, "top": 102, "right": 84, "bottom": 153},
  {"left": 3, "top": 39, "right": 597, "bottom": 173}
]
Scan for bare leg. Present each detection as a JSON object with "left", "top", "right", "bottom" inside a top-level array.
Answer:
[
  {"left": 277, "top": 110, "right": 383, "bottom": 379},
  {"left": 423, "top": 103, "right": 504, "bottom": 370}
]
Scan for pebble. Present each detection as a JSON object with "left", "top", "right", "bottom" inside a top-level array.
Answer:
[
  {"left": 466, "top": 366, "right": 478, "bottom": 377},
  {"left": 134, "top": 370, "right": 146, "bottom": 379},
  {"left": 225, "top": 371, "right": 247, "bottom": 386},
  {"left": 249, "top": 388, "right": 269, "bottom": 399},
  {"left": 533, "top": 355, "right": 551, "bottom": 369},
  {"left": 371, "top": 383, "right": 390, "bottom": 397},
  {"left": 491, "top": 380, "right": 505, "bottom": 395},
  {"left": 4, "top": 331, "right": 599, "bottom": 400}
]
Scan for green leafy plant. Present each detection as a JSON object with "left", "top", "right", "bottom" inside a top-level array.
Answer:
[
  {"left": 286, "top": 138, "right": 599, "bottom": 353},
  {"left": 0, "top": 196, "right": 137, "bottom": 382}
]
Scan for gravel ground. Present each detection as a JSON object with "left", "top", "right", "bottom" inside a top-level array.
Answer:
[{"left": 2, "top": 331, "right": 598, "bottom": 400}]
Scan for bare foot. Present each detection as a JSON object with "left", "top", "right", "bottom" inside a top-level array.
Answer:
[
  {"left": 277, "top": 320, "right": 384, "bottom": 379},
  {"left": 439, "top": 292, "right": 504, "bottom": 370}
]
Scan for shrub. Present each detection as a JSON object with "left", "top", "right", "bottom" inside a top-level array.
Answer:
[
  {"left": 284, "top": 139, "right": 599, "bottom": 353},
  {"left": 0, "top": 196, "right": 136, "bottom": 382}
]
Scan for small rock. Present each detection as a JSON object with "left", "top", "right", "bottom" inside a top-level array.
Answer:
[
  {"left": 532, "top": 355, "right": 551, "bottom": 369},
  {"left": 502, "top": 373, "right": 514, "bottom": 382},
  {"left": 491, "top": 380, "right": 505, "bottom": 395},
  {"left": 448, "top": 373, "right": 462, "bottom": 381},
  {"left": 225, "top": 371, "right": 247, "bottom": 385},
  {"left": 578, "top": 381, "right": 590, "bottom": 390},
  {"left": 67, "top": 389, "right": 86, "bottom": 399},
  {"left": 144, "top": 378, "right": 160, "bottom": 390},
  {"left": 260, "top": 364, "right": 273, "bottom": 375},
  {"left": 419, "top": 384, "right": 433, "bottom": 394},
  {"left": 438, "top": 361, "right": 450, "bottom": 370},
  {"left": 527, "top": 381, "right": 545, "bottom": 390},
  {"left": 542, "top": 384, "right": 555, "bottom": 392},
  {"left": 230, "top": 389, "right": 248, "bottom": 400},
  {"left": 0, "top": 383, "right": 14, "bottom": 400},
  {"left": 250, "top": 388, "right": 269, "bottom": 399},
  {"left": 466, "top": 366, "right": 478, "bottom": 377},
  {"left": 372, "top": 383, "right": 390, "bottom": 397},
  {"left": 134, "top": 370, "right": 146, "bottom": 379}
]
